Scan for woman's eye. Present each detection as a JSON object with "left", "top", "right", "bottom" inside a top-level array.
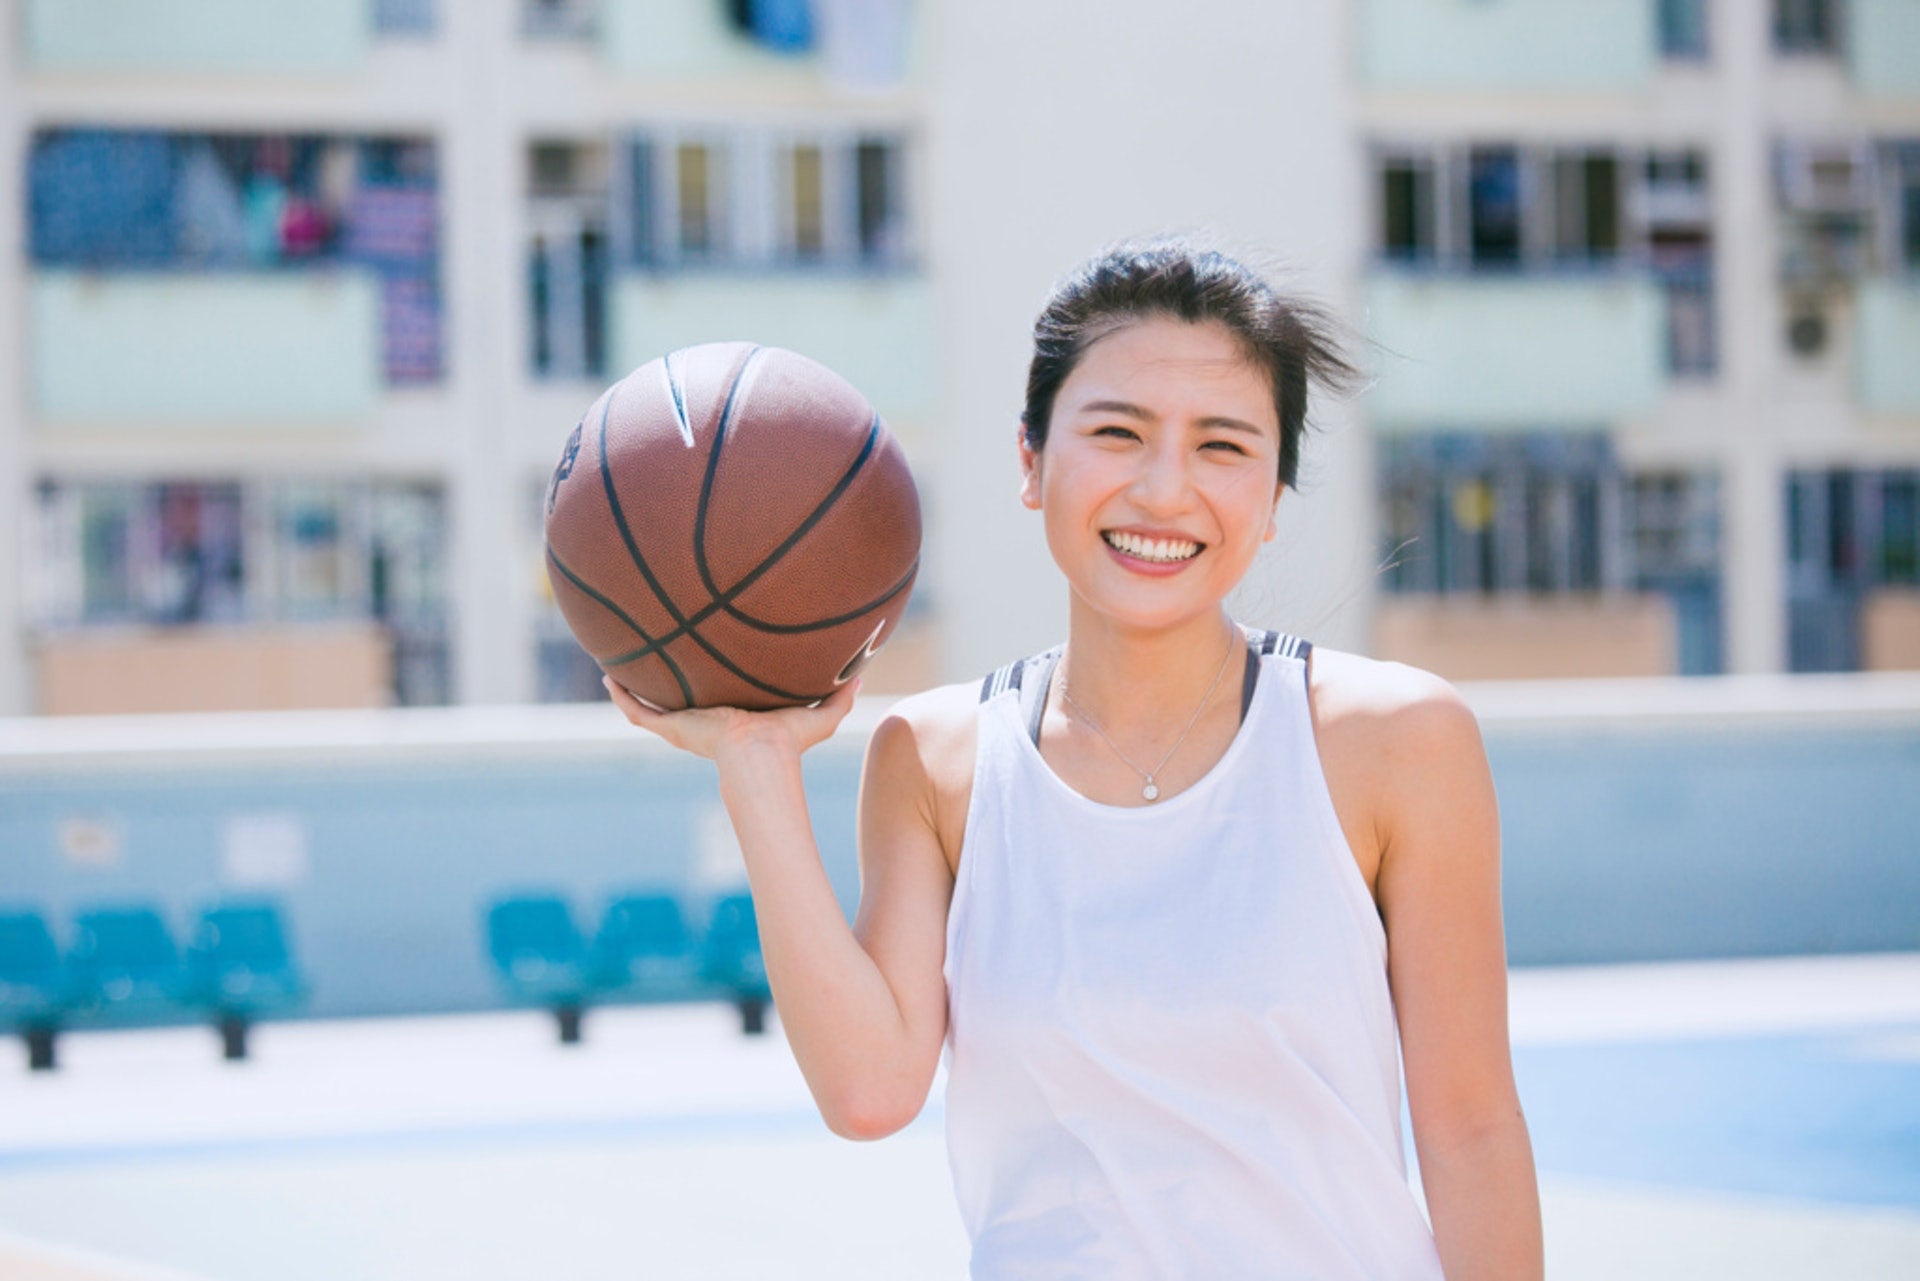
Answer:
[
  {"left": 1093, "top": 425, "right": 1139, "bottom": 441},
  {"left": 1202, "top": 439, "right": 1248, "bottom": 455}
]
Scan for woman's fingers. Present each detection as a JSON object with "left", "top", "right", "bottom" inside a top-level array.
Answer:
[
  {"left": 603, "top": 673, "right": 866, "bottom": 759},
  {"left": 602, "top": 675, "right": 664, "bottom": 725}
]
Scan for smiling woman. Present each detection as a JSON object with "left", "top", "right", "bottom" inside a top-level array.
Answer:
[{"left": 604, "top": 236, "right": 1544, "bottom": 1280}]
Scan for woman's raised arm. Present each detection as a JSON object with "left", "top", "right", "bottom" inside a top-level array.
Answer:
[{"left": 604, "top": 677, "right": 961, "bottom": 1140}]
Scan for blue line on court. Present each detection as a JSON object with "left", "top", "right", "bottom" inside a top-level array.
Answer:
[
  {"left": 1515, "top": 1024, "right": 1920, "bottom": 1210},
  {"left": 0, "top": 1103, "right": 949, "bottom": 1176}
]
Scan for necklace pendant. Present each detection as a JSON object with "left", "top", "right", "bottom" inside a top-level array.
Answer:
[{"left": 1142, "top": 782, "right": 1160, "bottom": 801}]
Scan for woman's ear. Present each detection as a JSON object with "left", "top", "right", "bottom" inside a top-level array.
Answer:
[
  {"left": 1264, "top": 489, "right": 1281, "bottom": 542},
  {"left": 1018, "top": 424, "right": 1043, "bottom": 511}
]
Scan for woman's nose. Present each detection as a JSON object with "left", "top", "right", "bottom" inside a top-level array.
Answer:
[{"left": 1127, "top": 441, "right": 1193, "bottom": 511}]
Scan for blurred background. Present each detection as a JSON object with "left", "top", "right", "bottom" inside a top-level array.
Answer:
[
  {"left": 0, "top": 2, "right": 1917, "bottom": 1278},
  {"left": 0, "top": 0, "right": 1915, "bottom": 715}
]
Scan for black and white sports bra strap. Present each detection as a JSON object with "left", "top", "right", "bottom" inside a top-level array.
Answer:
[
  {"left": 981, "top": 631, "right": 1310, "bottom": 749},
  {"left": 977, "top": 645, "right": 1064, "bottom": 748}
]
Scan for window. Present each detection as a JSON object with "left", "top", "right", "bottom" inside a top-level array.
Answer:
[
  {"left": 32, "top": 479, "right": 450, "bottom": 704},
  {"left": 786, "top": 143, "right": 827, "bottom": 261},
  {"left": 1785, "top": 468, "right": 1920, "bottom": 671},
  {"left": 1468, "top": 148, "right": 1523, "bottom": 266},
  {"left": 1382, "top": 438, "right": 1725, "bottom": 672},
  {"left": 1550, "top": 152, "right": 1621, "bottom": 263},
  {"left": 628, "top": 129, "right": 912, "bottom": 270},
  {"left": 1774, "top": 0, "right": 1840, "bottom": 54},
  {"left": 1380, "top": 156, "right": 1435, "bottom": 262},
  {"left": 675, "top": 141, "right": 725, "bottom": 261},
  {"left": 526, "top": 140, "right": 609, "bottom": 380},
  {"left": 856, "top": 138, "right": 904, "bottom": 260},
  {"left": 1658, "top": 0, "right": 1709, "bottom": 59},
  {"left": 1887, "top": 141, "right": 1920, "bottom": 273},
  {"left": 1380, "top": 434, "right": 1622, "bottom": 597},
  {"left": 1373, "top": 142, "right": 1715, "bottom": 375}
]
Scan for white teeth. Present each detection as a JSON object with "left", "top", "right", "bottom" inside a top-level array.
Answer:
[{"left": 1104, "top": 530, "right": 1201, "bottom": 563}]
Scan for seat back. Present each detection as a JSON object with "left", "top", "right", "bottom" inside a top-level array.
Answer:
[
  {"left": 598, "top": 893, "right": 692, "bottom": 962},
  {"left": 703, "top": 893, "right": 766, "bottom": 987},
  {"left": 0, "top": 911, "right": 61, "bottom": 987},
  {"left": 486, "top": 895, "right": 585, "bottom": 968},
  {"left": 70, "top": 907, "right": 180, "bottom": 985},
  {"left": 192, "top": 903, "right": 293, "bottom": 971}
]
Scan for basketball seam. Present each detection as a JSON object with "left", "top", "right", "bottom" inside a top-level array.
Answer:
[
  {"left": 597, "top": 372, "right": 906, "bottom": 657},
  {"left": 695, "top": 410, "right": 893, "bottom": 628},
  {"left": 600, "top": 559, "right": 916, "bottom": 665},
  {"left": 598, "top": 350, "right": 824, "bottom": 705},
  {"left": 544, "top": 545, "right": 694, "bottom": 708}
]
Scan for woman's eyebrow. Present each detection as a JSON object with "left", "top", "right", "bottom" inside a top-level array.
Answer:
[
  {"left": 1076, "top": 399, "right": 1265, "bottom": 437},
  {"left": 1076, "top": 398, "right": 1155, "bottom": 420}
]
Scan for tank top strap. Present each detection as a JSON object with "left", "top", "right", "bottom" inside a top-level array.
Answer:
[
  {"left": 978, "top": 645, "right": 1062, "bottom": 747},
  {"left": 982, "top": 630, "right": 1313, "bottom": 749},
  {"left": 1239, "top": 627, "right": 1312, "bottom": 719}
]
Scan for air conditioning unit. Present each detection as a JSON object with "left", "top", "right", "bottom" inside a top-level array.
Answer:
[{"left": 1776, "top": 141, "right": 1875, "bottom": 214}]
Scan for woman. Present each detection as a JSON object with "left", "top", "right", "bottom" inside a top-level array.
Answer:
[{"left": 607, "top": 239, "right": 1544, "bottom": 1278}]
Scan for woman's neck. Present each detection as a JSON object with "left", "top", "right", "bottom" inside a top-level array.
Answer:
[{"left": 1057, "top": 603, "right": 1241, "bottom": 738}]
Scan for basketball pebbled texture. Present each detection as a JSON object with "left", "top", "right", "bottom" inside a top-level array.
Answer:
[{"left": 543, "top": 342, "right": 921, "bottom": 711}]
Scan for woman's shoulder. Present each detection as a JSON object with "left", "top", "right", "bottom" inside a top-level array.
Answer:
[
  {"left": 1305, "top": 646, "right": 1484, "bottom": 756},
  {"left": 864, "top": 679, "right": 982, "bottom": 791},
  {"left": 864, "top": 680, "right": 983, "bottom": 868}
]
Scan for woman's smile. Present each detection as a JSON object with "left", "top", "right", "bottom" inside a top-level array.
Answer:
[{"left": 1020, "top": 316, "right": 1282, "bottom": 626}]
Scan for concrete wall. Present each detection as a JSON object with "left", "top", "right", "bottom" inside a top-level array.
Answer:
[
  {"left": 1364, "top": 274, "right": 1667, "bottom": 427},
  {"left": 22, "top": 0, "right": 369, "bottom": 75},
  {"left": 31, "top": 272, "right": 382, "bottom": 427},
  {"left": 1856, "top": 279, "right": 1920, "bottom": 414},
  {"left": 1374, "top": 594, "right": 1676, "bottom": 680},
  {"left": 1359, "top": 0, "right": 1655, "bottom": 92},
  {"left": 2, "top": 678, "right": 1916, "bottom": 1023},
  {"left": 610, "top": 276, "right": 936, "bottom": 425},
  {"left": 1849, "top": 0, "right": 1920, "bottom": 97}
]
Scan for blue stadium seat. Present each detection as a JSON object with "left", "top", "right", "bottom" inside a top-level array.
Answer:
[
  {"left": 0, "top": 910, "right": 69, "bottom": 1070},
  {"left": 592, "top": 893, "right": 701, "bottom": 997},
  {"left": 703, "top": 893, "right": 772, "bottom": 1035},
  {"left": 68, "top": 906, "right": 184, "bottom": 1027},
  {"left": 484, "top": 894, "right": 591, "bottom": 1043},
  {"left": 184, "top": 902, "right": 308, "bottom": 1061}
]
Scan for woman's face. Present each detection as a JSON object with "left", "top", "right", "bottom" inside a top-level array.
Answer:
[{"left": 1019, "top": 317, "right": 1282, "bottom": 634}]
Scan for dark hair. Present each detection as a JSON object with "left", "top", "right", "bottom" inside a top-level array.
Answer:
[{"left": 1021, "top": 238, "right": 1361, "bottom": 489}]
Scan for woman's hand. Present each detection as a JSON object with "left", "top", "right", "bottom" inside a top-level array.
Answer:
[{"left": 603, "top": 675, "right": 862, "bottom": 763}]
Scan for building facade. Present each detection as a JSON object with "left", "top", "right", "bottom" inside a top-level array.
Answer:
[{"left": 0, "top": 0, "right": 1915, "bottom": 716}]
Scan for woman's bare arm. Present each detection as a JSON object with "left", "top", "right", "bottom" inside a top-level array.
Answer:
[
  {"left": 604, "top": 677, "right": 964, "bottom": 1139},
  {"left": 1367, "top": 671, "right": 1543, "bottom": 1280}
]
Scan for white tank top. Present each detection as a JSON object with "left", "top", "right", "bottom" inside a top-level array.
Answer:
[{"left": 943, "top": 631, "right": 1444, "bottom": 1280}]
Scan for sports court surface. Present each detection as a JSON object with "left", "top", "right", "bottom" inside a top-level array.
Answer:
[{"left": 2, "top": 952, "right": 1916, "bottom": 1280}]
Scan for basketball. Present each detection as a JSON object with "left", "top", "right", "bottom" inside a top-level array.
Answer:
[{"left": 543, "top": 342, "right": 921, "bottom": 711}]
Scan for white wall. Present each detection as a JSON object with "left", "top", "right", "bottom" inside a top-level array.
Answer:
[{"left": 922, "top": 0, "right": 1368, "bottom": 679}]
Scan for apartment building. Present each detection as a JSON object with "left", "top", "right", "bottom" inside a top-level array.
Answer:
[
  {"left": 1356, "top": 0, "right": 1920, "bottom": 679},
  {"left": 1, "top": 0, "right": 1914, "bottom": 717},
  {"left": 0, "top": 0, "right": 927, "bottom": 714}
]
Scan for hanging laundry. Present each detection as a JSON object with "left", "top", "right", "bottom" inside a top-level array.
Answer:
[
  {"left": 380, "top": 273, "right": 443, "bottom": 384},
  {"left": 244, "top": 173, "right": 288, "bottom": 265},
  {"left": 749, "top": 0, "right": 814, "bottom": 53},
  {"left": 814, "top": 0, "right": 911, "bottom": 92},
  {"left": 28, "top": 130, "right": 177, "bottom": 266},
  {"left": 173, "top": 140, "right": 250, "bottom": 267},
  {"left": 344, "top": 185, "right": 438, "bottom": 266}
]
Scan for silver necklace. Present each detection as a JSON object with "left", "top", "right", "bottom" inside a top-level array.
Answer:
[{"left": 1058, "top": 632, "right": 1237, "bottom": 802}]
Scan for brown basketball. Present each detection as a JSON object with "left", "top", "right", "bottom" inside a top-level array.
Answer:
[{"left": 543, "top": 342, "right": 920, "bottom": 711}]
